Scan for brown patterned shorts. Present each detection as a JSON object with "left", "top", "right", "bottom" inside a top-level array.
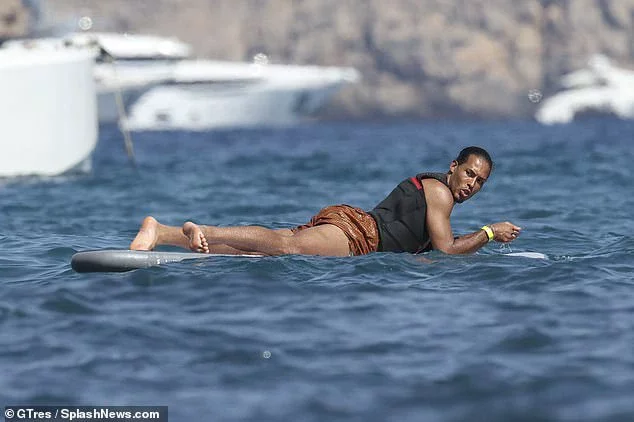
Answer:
[{"left": 291, "top": 204, "right": 379, "bottom": 256}]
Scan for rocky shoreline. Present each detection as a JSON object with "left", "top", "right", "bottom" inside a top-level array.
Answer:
[{"left": 4, "top": 0, "right": 634, "bottom": 120}]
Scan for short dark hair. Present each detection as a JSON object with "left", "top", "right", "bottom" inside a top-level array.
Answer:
[{"left": 455, "top": 146, "right": 493, "bottom": 171}]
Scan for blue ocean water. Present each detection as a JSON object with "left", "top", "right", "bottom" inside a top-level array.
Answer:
[{"left": 1, "top": 119, "right": 633, "bottom": 422}]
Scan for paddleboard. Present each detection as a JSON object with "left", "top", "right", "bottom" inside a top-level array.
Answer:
[
  {"left": 71, "top": 249, "right": 548, "bottom": 273},
  {"left": 71, "top": 249, "right": 262, "bottom": 273}
]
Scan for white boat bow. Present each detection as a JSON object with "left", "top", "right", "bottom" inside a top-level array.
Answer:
[{"left": 536, "top": 55, "right": 634, "bottom": 125}]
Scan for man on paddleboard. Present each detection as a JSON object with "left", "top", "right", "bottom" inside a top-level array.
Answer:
[{"left": 130, "top": 146, "right": 521, "bottom": 256}]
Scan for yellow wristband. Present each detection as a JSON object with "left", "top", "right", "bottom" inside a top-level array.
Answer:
[{"left": 481, "top": 225, "right": 494, "bottom": 242}]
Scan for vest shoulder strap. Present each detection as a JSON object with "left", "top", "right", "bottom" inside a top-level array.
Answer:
[
  {"left": 409, "top": 176, "right": 423, "bottom": 190},
  {"left": 414, "top": 172, "right": 449, "bottom": 188}
]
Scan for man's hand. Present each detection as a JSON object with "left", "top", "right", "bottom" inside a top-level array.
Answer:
[{"left": 489, "top": 222, "right": 522, "bottom": 243}]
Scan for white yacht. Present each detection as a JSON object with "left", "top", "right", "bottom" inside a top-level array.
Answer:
[
  {"left": 5, "top": 32, "right": 360, "bottom": 131},
  {"left": 0, "top": 43, "right": 97, "bottom": 177},
  {"left": 124, "top": 58, "right": 360, "bottom": 131},
  {"left": 536, "top": 55, "right": 634, "bottom": 125}
]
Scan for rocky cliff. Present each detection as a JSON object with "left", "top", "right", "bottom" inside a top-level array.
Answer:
[
  {"left": 7, "top": 0, "right": 634, "bottom": 120},
  {"left": 0, "top": 0, "right": 31, "bottom": 39}
]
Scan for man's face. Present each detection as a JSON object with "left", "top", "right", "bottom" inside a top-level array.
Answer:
[{"left": 448, "top": 154, "right": 491, "bottom": 203}]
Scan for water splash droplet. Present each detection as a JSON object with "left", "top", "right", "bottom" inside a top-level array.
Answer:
[
  {"left": 78, "top": 16, "right": 93, "bottom": 31},
  {"left": 528, "top": 89, "right": 543, "bottom": 103}
]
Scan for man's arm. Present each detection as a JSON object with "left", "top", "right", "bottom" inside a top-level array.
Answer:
[{"left": 423, "top": 180, "right": 521, "bottom": 255}]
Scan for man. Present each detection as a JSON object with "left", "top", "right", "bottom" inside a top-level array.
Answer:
[{"left": 130, "top": 146, "right": 521, "bottom": 256}]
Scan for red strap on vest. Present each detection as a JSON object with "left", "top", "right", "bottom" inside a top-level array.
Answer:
[{"left": 409, "top": 176, "right": 423, "bottom": 190}]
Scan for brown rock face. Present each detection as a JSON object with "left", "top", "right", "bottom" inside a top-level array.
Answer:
[
  {"left": 0, "top": 0, "right": 30, "bottom": 39},
  {"left": 13, "top": 0, "right": 634, "bottom": 120}
]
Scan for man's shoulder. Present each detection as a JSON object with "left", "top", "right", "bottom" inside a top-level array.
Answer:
[
  {"left": 422, "top": 178, "right": 453, "bottom": 204},
  {"left": 422, "top": 177, "right": 450, "bottom": 191}
]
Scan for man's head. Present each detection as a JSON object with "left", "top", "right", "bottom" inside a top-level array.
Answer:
[{"left": 447, "top": 146, "right": 493, "bottom": 203}]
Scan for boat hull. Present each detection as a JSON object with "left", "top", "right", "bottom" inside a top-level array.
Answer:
[
  {"left": 0, "top": 48, "right": 98, "bottom": 177},
  {"left": 120, "top": 82, "right": 345, "bottom": 131}
]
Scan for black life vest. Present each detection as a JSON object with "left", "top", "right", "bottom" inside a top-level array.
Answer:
[{"left": 369, "top": 172, "right": 449, "bottom": 253}]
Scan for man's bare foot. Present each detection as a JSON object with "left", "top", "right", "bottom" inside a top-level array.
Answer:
[
  {"left": 130, "top": 216, "right": 160, "bottom": 250},
  {"left": 183, "top": 221, "right": 210, "bottom": 253}
]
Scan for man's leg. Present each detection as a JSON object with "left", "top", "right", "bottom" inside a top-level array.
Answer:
[
  {"left": 183, "top": 222, "right": 350, "bottom": 256},
  {"left": 130, "top": 216, "right": 273, "bottom": 254},
  {"left": 130, "top": 217, "right": 186, "bottom": 250}
]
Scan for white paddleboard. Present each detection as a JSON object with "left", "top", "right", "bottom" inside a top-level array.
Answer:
[
  {"left": 71, "top": 249, "right": 548, "bottom": 273},
  {"left": 71, "top": 249, "right": 262, "bottom": 273}
]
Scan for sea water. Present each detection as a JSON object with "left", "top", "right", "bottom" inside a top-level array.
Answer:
[{"left": 1, "top": 119, "right": 633, "bottom": 421}]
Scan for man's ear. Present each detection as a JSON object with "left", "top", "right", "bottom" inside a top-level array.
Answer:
[{"left": 449, "top": 160, "right": 458, "bottom": 174}]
